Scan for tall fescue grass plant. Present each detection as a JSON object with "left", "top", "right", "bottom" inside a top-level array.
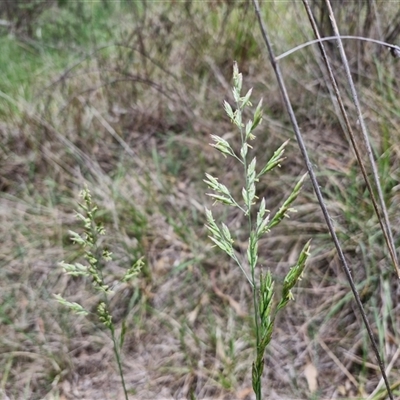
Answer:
[
  {"left": 55, "top": 187, "right": 143, "bottom": 400},
  {"left": 205, "top": 63, "right": 311, "bottom": 400}
]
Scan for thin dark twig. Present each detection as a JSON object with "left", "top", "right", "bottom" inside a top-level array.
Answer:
[
  {"left": 322, "top": 0, "right": 399, "bottom": 280},
  {"left": 251, "top": 1, "right": 394, "bottom": 398},
  {"left": 322, "top": 3, "right": 396, "bottom": 397},
  {"left": 300, "top": 3, "right": 400, "bottom": 280}
]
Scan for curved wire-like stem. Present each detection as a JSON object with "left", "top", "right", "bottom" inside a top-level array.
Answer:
[
  {"left": 276, "top": 35, "right": 400, "bottom": 61},
  {"left": 251, "top": 1, "right": 394, "bottom": 399}
]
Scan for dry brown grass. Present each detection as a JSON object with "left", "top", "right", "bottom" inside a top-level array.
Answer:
[{"left": 1, "top": 1, "right": 400, "bottom": 399}]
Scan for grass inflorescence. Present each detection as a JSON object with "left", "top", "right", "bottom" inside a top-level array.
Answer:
[
  {"left": 56, "top": 187, "right": 144, "bottom": 400},
  {"left": 205, "top": 63, "right": 311, "bottom": 399}
]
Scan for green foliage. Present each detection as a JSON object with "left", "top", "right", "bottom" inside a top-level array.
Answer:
[
  {"left": 205, "top": 63, "right": 311, "bottom": 400},
  {"left": 0, "top": 0, "right": 55, "bottom": 37}
]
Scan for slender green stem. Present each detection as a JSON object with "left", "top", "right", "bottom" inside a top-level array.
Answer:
[
  {"left": 110, "top": 326, "right": 129, "bottom": 400},
  {"left": 236, "top": 97, "right": 262, "bottom": 399},
  {"left": 231, "top": 252, "right": 253, "bottom": 287},
  {"left": 252, "top": 269, "right": 261, "bottom": 400}
]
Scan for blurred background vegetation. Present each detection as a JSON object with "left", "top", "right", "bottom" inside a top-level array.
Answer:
[{"left": 1, "top": 1, "right": 400, "bottom": 399}]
